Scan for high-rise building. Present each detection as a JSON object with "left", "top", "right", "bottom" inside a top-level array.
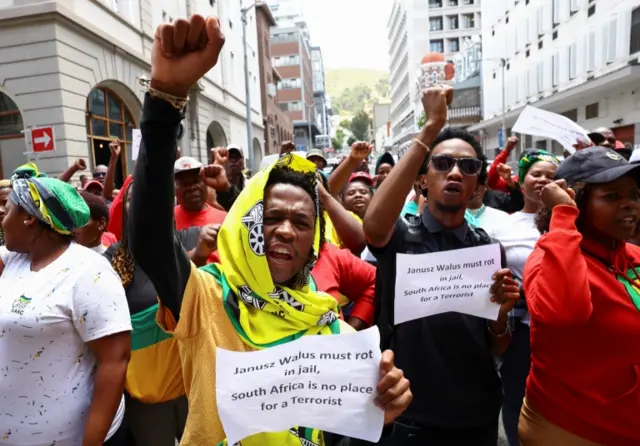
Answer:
[
  {"left": 311, "top": 46, "right": 332, "bottom": 147},
  {"left": 256, "top": 3, "right": 294, "bottom": 155},
  {"left": 387, "top": 0, "right": 482, "bottom": 150},
  {"left": 471, "top": 0, "right": 640, "bottom": 157},
  {"left": 0, "top": 0, "right": 265, "bottom": 179},
  {"left": 270, "top": 26, "right": 318, "bottom": 151}
]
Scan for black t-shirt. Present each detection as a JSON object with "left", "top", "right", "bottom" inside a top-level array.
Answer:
[
  {"left": 103, "top": 227, "right": 201, "bottom": 315},
  {"left": 370, "top": 210, "right": 503, "bottom": 429}
]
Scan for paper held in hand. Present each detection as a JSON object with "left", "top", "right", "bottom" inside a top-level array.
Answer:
[
  {"left": 132, "top": 129, "right": 142, "bottom": 161},
  {"left": 512, "top": 106, "right": 591, "bottom": 154},
  {"left": 216, "top": 327, "right": 384, "bottom": 445},
  {"left": 394, "top": 244, "right": 502, "bottom": 324}
]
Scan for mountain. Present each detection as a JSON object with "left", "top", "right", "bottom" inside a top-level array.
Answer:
[{"left": 325, "top": 68, "right": 390, "bottom": 116}]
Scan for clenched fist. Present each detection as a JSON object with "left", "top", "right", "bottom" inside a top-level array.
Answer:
[
  {"left": 211, "top": 147, "right": 229, "bottom": 166},
  {"left": 421, "top": 86, "right": 453, "bottom": 129},
  {"left": 541, "top": 179, "right": 576, "bottom": 209},
  {"left": 350, "top": 141, "right": 372, "bottom": 161},
  {"left": 151, "top": 15, "right": 226, "bottom": 98}
]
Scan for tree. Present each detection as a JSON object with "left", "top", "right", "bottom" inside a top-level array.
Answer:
[
  {"left": 417, "top": 112, "right": 427, "bottom": 129},
  {"left": 332, "top": 84, "right": 373, "bottom": 115},
  {"left": 347, "top": 136, "right": 357, "bottom": 147},
  {"left": 332, "top": 129, "right": 346, "bottom": 151},
  {"left": 350, "top": 110, "right": 371, "bottom": 141},
  {"left": 339, "top": 119, "right": 351, "bottom": 129},
  {"left": 374, "top": 78, "right": 390, "bottom": 99}
]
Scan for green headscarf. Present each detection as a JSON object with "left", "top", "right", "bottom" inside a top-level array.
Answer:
[
  {"left": 518, "top": 150, "right": 561, "bottom": 184},
  {"left": 11, "top": 162, "right": 47, "bottom": 182},
  {"left": 10, "top": 178, "right": 89, "bottom": 235}
]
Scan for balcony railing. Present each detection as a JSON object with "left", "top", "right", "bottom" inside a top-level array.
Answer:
[
  {"left": 448, "top": 106, "right": 482, "bottom": 121},
  {"left": 429, "top": 1, "right": 442, "bottom": 8}
]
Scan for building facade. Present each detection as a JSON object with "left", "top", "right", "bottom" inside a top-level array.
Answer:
[
  {"left": 270, "top": 25, "right": 319, "bottom": 151},
  {"left": 256, "top": 3, "right": 293, "bottom": 155},
  {"left": 311, "top": 46, "right": 331, "bottom": 145},
  {"left": 387, "top": 0, "right": 482, "bottom": 149},
  {"left": 0, "top": 0, "right": 264, "bottom": 181},
  {"left": 473, "top": 0, "right": 640, "bottom": 159}
]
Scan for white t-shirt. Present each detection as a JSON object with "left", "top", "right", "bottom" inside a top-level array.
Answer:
[
  {"left": 493, "top": 212, "right": 540, "bottom": 281},
  {"left": 467, "top": 206, "right": 510, "bottom": 239},
  {"left": 0, "top": 243, "right": 132, "bottom": 446},
  {"left": 493, "top": 212, "right": 540, "bottom": 325}
]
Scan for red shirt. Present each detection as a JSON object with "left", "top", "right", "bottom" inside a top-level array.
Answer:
[
  {"left": 174, "top": 204, "right": 227, "bottom": 231},
  {"left": 311, "top": 243, "right": 376, "bottom": 325},
  {"left": 524, "top": 205, "right": 640, "bottom": 445}
]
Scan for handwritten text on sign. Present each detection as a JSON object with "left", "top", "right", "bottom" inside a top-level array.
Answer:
[
  {"left": 216, "top": 327, "right": 384, "bottom": 445},
  {"left": 394, "top": 244, "right": 502, "bottom": 324}
]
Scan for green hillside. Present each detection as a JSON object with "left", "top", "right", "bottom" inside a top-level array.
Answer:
[{"left": 325, "top": 69, "right": 390, "bottom": 116}]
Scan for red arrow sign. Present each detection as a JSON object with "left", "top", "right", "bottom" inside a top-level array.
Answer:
[{"left": 31, "top": 127, "right": 55, "bottom": 153}]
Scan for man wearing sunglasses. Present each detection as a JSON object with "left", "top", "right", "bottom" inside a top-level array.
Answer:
[
  {"left": 92, "top": 164, "right": 108, "bottom": 184},
  {"left": 363, "top": 86, "right": 519, "bottom": 446},
  {"left": 588, "top": 127, "right": 631, "bottom": 160}
]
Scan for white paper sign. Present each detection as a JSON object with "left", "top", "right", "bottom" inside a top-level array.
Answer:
[
  {"left": 512, "top": 105, "right": 590, "bottom": 154},
  {"left": 216, "top": 327, "right": 384, "bottom": 444},
  {"left": 394, "top": 244, "right": 502, "bottom": 324},
  {"left": 630, "top": 148, "right": 640, "bottom": 164},
  {"left": 131, "top": 129, "right": 142, "bottom": 160}
]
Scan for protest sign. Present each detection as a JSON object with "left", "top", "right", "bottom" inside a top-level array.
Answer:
[
  {"left": 512, "top": 106, "right": 590, "bottom": 154},
  {"left": 132, "top": 129, "right": 142, "bottom": 161},
  {"left": 394, "top": 244, "right": 502, "bottom": 324},
  {"left": 216, "top": 327, "right": 384, "bottom": 444}
]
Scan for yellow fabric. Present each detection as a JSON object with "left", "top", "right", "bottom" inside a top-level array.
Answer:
[
  {"left": 125, "top": 339, "right": 184, "bottom": 403},
  {"left": 215, "top": 152, "right": 340, "bottom": 349},
  {"left": 156, "top": 263, "right": 355, "bottom": 445},
  {"left": 324, "top": 211, "right": 362, "bottom": 248}
]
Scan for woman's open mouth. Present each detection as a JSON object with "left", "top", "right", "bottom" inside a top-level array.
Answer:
[{"left": 268, "top": 246, "right": 293, "bottom": 263}]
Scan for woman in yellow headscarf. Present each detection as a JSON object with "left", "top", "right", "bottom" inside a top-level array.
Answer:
[{"left": 128, "top": 15, "right": 413, "bottom": 444}]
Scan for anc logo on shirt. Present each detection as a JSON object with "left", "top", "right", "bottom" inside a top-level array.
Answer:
[
  {"left": 616, "top": 269, "right": 640, "bottom": 311},
  {"left": 11, "top": 295, "right": 32, "bottom": 316}
]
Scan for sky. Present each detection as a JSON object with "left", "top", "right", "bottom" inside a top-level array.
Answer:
[{"left": 303, "top": 0, "right": 392, "bottom": 71}]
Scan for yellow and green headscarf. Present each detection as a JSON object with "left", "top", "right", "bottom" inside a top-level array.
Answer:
[
  {"left": 205, "top": 153, "right": 340, "bottom": 446},
  {"left": 10, "top": 177, "right": 89, "bottom": 234},
  {"left": 518, "top": 150, "right": 561, "bottom": 184},
  {"left": 11, "top": 162, "right": 47, "bottom": 182}
]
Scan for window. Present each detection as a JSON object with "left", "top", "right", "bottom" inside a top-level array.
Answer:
[
  {"left": 631, "top": 7, "right": 640, "bottom": 54},
  {"left": 608, "top": 17, "right": 618, "bottom": 62},
  {"left": 430, "top": 17, "right": 443, "bottom": 31},
  {"left": 448, "top": 0, "right": 458, "bottom": 5},
  {"left": 279, "top": 101, "right": 302, "bottom": 112},
  {"left": 448, "top": 15, "right": 459, "bottom": 29},
  {"left": 552, "top": 0, "right": 560, "bottom": 25},
  {"left": 552, "top": 51, "right": 560, "bottom": 86},
  {"left": 109, "top": 0, "right": 141, "bottom": 27},
  {"left": 271, "top": 33, "right": 298, "bottom": 44},
  {"left": 449, "top": 37, "right": 460, "bottom": 52},
  {"left": 569, "top": 42, "right": 577, "bottom": 79},
  {"left": 86, "top": 87, "right": 135, "bottom": 184},
  {"left": 277, "top": 78, "right": 302, "bottom": 89},
  {"left": 586, "top": 103, "right": 599, "bottom": 119},
  {"left": 570, "top": 0, "right": 580, "bottom": 12},
  {"left": 209, "top": 0, "right": 215, "bottom": 5},
  {"left": 538, "top": 40, "right": 543, "bottom": 49},
  {"left": 429, "top": 0, "right": 442, "bottom": 7},
  {"left": 588, "top": 4, "right": 596, "bottom": 17},
  {"left": 0, "top": 93, "right": 23, "bottom": 139},
  {"left": 273, "top": 55, "right": 300, "bottom": 67},
  {"left": 526, "top": 49, "right": 530, "bottom": 57},
  {"left": 462, "top": 13, "right": 475, "bottom": 28},
  {"left": 463, "top": 0, "right": 473, "bottom": 4},
  {"left": 553, "top": 30, "right": 558, "bottom": 40},
  {"left": 561, "top": 109, "right": 578, "bottom": 121},
  {"left": 228, "top": 19, "right": 233, "bottom": 29},
  {"left": 587, "top": 30, "right": 596, "bottom": 70},
  {"left": 430, "top": 39, "right": 444, "bottom": 53}
]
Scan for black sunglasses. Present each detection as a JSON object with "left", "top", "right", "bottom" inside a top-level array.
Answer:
[{"left": 430, "top": 155, "right": 483, "bottom": 176}]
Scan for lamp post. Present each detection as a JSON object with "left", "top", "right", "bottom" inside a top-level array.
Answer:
[
  {"left": 500, "top": 57, "right": 506, "bottom": 148},
  {"left": 241, "top": 1, "right": 260, "bottom": 169},
  {"left": 307, "top": 104, "right": 314, "bottom": 151}
]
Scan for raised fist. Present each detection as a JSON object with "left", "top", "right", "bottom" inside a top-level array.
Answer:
[
  {"left": 109, "top": 139, "right": 122, "bottom": 158},
  {"left": 541, "top": 180, "right": 577, "bottom": 209},
  {"left": 211, "top": 147, "right": 229, "bottom": 166},
  {"left": 420, "top": 86, "right": 453, "bottom": 128},
  {"left": 75, "top": 158, "right": 87, "bottom": 171},
  {"left": 280, "top": 141, "right": 295, "bottom": 155},
  {"left": 151, "top": 15, "right": 226, "bottom": 98},
  {"left": 202, "top": 164, "right": 230, "bottom": 192},
  {"left": 350, "top": 142, "right": 372, "bottom": 161}
]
